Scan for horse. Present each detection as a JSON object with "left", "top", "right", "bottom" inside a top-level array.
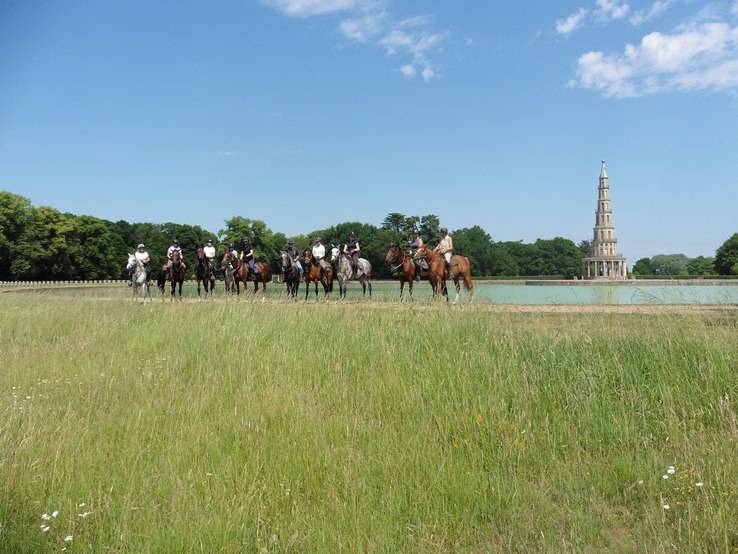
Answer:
[
  {"left": 221, "top": 252, "right": 238, "bottom": 295},
  {"left": 126, "top": 253, "right": 151, "bottom": 304},
  {"left": 384, "top": 244, "right": 418, "bottom": 300},
  {"left": 415, "top": 247, "right": 474, "bottom": 304},
  {"left": 330, "top": 246, "right": 372, "bottom": 299},
  {"left": 194, "top": 247, "right": 216, "bottom": 297},
  {"left": 224, "top": 251, "right": 272, "bottom": 296},
  {"left": 279, "top": 251, "right": 301, "bottom": 299},
  {"left": 158, "top": 250, "right": 186, "bottom": 299},
  {"left": 302, "top": 249, "right": 333, "bottom": 300}
]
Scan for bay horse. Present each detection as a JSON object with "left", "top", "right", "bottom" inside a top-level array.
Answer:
[
  {"left": 195, "top": 247, "right": 216, "bottom": 297},
  {"left": 302, "top": 249, "right": 333, "bottom": 300},
  {"left": 126, "top": 253, "right": 151, "bottom": 304},
  {"left": 224, "top": 251, "right": 272, "bottom": 296},
  {"left": 384, "top": 244, "right": 417, "bottom": 300},
  {"left": 279, "top": 251, "right": 301, "bottom": 299},
  {"left": 416, "top": 247, "right": 474, "bottom": 304},
  {"left": 158, "top": 250, "right": 186, "bottom": 299},
  {"left": 330, "top": 246, "right": 372, "bottom": 299}
]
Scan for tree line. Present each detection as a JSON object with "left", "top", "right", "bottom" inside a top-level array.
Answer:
[{"left": 2, "top": 191, "right": 738, "bottom": 281}]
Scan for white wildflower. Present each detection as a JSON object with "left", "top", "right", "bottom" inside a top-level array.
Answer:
[
  {"left": 78, "top": 511, "right": 93, "bottom": 518},
  {"left": 64, "top": 535, "right": 73, "bottom": 542},
  {"left": 662, "top": 503, "right": 670, "bottom": 510},
  {"left": 41, "top": 513, "right": 51, "bottom": 520},
  {"left": 662, "top": 475, "right": 669, "bottom": 480},
  {"left": 667, "top": 466, "right": 675, "bottom": 475},
  {"left": 77, "top": 503, "right": 86, "bottom": 508},
  {"left": 51, "top": 511, "right": 59, "bottom": 518},
  {"left": 41, "top": 525, "right": 50, "bottom": 532},
  {"left": 696, "top": 482, "right": 704, "bottom": 487},
  {"left": 637, "top": 480, "right": 644, "bottom": 485}
]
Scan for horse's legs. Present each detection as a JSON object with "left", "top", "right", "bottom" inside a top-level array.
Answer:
[{"left": 453, "top": 277, "right": 461, "bottom": 305}]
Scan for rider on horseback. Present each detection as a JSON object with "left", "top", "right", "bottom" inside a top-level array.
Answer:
[
  {"left": 434, "top": 228, "right": 453, "bottom": 279},
  {"left": 128, "top": 243, "right": 152, "bottom": 286},
  {"left": 286, "top": 239, "right": 303, "bottom": 280},
  {"left": 163, "top": 240, "right": 186, "bottom": 272},
  {"left": 409, "top": 230, "right": 424, "bottom": 281},
  {"left": 343, "top": 231, "right": 360, "bottom": 277},
  {"left": 239, "top": 236, "right": 260, "bottom": 276},
  {"left": 312, "top": 237, "right": 331, "bottom": 276},
  {"left": 203, "top": 239, "right": 217, "bottom": 275}
]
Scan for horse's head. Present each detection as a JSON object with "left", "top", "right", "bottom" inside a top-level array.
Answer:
[
  {"left": 330, "top": 246, "right": 340, "bottom": 263},
  {"left": 279, "top": 250, "right": 291, "bottom": 270},
  {"left": 171, "top": 250, "right": 181, "bottom": 264},
  {"left": 385, "top": 245, "right": 401, "bottom": 264},
  {"left": 415, "top": 246, "right": 428, "bottom": 260},
  {"left": 196, "top": 247, "right": 205, "bottom": 260},
  {"left": 302, "top": 248, "right": 312, "bottom": 263},
  {"left": 126, "top": 253, "right": 136, "bottom": 271}
]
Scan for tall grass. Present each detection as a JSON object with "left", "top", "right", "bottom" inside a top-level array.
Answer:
[{"left": 1, "top": 291, "right": 737, "bottom": 552}]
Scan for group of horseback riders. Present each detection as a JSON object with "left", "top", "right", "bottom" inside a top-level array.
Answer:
[{"left": 128, "top": 227, "right": 454, "bottom": 285}]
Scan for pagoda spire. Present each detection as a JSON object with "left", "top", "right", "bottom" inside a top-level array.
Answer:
[{"left": 583, "top": 161, "right": 626, "bottom": 280}]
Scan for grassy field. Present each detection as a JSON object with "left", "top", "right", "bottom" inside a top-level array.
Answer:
[{"left": 1, "top": 288, "right": 738, "bottom": 552}]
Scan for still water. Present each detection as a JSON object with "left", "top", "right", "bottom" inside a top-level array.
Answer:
[{"left": 472, "top": 282, "right": 738, "bottom": 305}]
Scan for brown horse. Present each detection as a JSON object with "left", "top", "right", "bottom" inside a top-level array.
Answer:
[
  {"left": 223, "top": 251, "right": 272, "bottom": 296},
  {"left": 195, "top": 247, "right": 216, "bottom": 297},
  {"left": 302, "top": 249, "right": 333, "bottom": 300},
  {"left": 384, "top": 245, "right": 417, "bottom": 300},
  {"left": 416, "top": 247, "right": 474, "bottom": 304},
  {"left": 158, "top": 250, "right": 186, "bottom": 299}
]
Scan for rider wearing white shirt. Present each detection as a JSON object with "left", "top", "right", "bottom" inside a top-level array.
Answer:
[
  {"left": 203, "top": 239, "right": 216, "bottom": 273},
  {"left": 434, "top": 228, "right": 453, "bottom": 275},
  {"left": 312, "top": 237, "right": 330, "bottom": 274},
  {"left": 129, "top": 243, "right": 152, "bottom": 285},
  {"left": 163, "top": 240, "right": 186, "bottom": 272}
]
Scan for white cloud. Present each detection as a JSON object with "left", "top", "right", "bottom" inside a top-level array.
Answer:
[
  {"left": 339, "top": 11, "right": 386, "bottom": 42},
  {"left": 265, "top": 0, "right": 447, "bottom": 82},
  {"left": 630, "top": 1, "right": 671, "bottom": 26},
  {"left": 421, "top": 66, "right": 437, "bottom": 82},
  {"left": 400, "top": 64, "right": 416, "bottom": 78},
  {"left": 556, "top": 8, "right": 588, "bottom": 35},
  {"left": 574, "top": 22, "right": 738, "bottom": 97},
  {"left": 262, "top": 0, "right": 362, "bottom": 18},
  {"left": 596, "top": 0, "right": 630, "bottom": 21}
]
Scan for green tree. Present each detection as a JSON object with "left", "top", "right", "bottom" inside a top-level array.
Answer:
[
  {"left": 220, "top": 217, "right": 280, "bottom": 271},
  {"left": 631, "top": 257, "right": 654, "bottom": 276},
  {"left": 686, "top": 256, "right": 716, "bottom": 277},
  {"left": 650, "top": 254, "right": 689, "bottom": 276},
  {"left": 0, "top": 192, "right": 33, "bottom": 279},
  {"left": 715, "top": 233, "right": 738, "bottom": 275}
]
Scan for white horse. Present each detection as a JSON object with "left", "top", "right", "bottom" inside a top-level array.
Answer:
[
  {"left": 330, "top": 245, "right": 372, "bottom": 299},
  {"left": 126, "top": 253, "right": 151, "bottom": 304}
]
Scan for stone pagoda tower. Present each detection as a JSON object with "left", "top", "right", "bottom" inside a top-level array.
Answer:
[{"left": 583, "top": 161, "right": 627, "bottom": 279}]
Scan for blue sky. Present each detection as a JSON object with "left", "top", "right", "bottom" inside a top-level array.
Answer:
[{"left": 2, "top": 0, "right": 737, "bottom": 263}]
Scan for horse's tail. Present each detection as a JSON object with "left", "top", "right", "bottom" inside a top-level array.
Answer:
[{"left": 459, "top": 256, "right": 474, "bottom": 292}]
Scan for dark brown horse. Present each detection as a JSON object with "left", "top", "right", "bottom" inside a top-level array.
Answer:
[
  {"left": 384, "top": 245, "right": 417, "bottom": 300},
  {"left": 223, "top": 251, "right": 272, "bottom": 296},
  {"left": 416, "top": 247, "right": 474, "bottom": 304},
  {"left": 302, "top": 249, "right": 333, "bottom": 300},
  {"left": 158, "top": 250, "right": 186, "bottom": 299},
  {"left": 195, "top": 247, "right": 216, "bottom": 297}
]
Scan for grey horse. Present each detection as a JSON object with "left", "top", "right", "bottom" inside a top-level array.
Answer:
[{"left": 330, "top": 245, "right": 372, "bottom": 299}]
